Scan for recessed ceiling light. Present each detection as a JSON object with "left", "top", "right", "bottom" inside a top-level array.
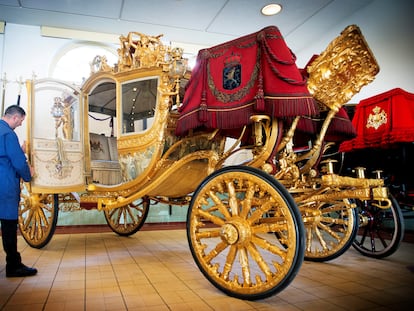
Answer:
[{"left": 261, "top": 3, "right": 282, "bottom": 16}]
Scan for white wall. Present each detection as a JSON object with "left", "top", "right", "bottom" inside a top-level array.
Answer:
[
  {"left": 1, "top": 0, "right": 412, "bottom": 113},
  {"left": 0, "top": 24, "right": 75, "bottom": 138},
  {"left": 292, "top": 0, "right": 414, "bottom": 103}
]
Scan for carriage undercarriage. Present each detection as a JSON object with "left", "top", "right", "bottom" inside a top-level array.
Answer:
[{"left": 18, "top": 25, "right": 394, "bottom": 300}]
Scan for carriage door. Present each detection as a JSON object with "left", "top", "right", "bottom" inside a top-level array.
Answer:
[{"left": 27, "top": 78, "right": 86, "bottom": 193}]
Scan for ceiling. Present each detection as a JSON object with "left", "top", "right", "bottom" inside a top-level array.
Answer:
[{"left": 0, "top": 0, "right": 374, "bottom": 53}]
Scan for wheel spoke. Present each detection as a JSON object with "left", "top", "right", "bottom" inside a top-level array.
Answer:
[
  {"left": 22, "top": 208, "right": 35, "bottom": 231},
  {"left": 196, "top": 209, "right": 226, "bottom": 226},
  {"left": 208, "top": 191, "right": 232, "bottom": 219},
  {"left": 222, "top": 245, "right": 237, "bottom": 280},
  {"left": 251, "top": 234, "right": 287, "bottom": 258},
  {"left": 195, "top": 228, "right": 221, "bottom": 239},
  {"left": 38, "top": 203, "right": 50, "bottom": 226},
  {"left": 317, "top": 222, "right": 341, "bottom": 241},
  {"left": 126, "top": 207, "right": 138, "bottom": 225},
  {"left": 35, "top": 212, "right": 44, "bottom": 241},
  {"left": 204, "top": 240, "right": 228, "bottom": 263},
  {"left": 238, "top": 248, "right": 251, "bottom": 286},
  {"left": 240, "top": 181, "right": 256, "bottom": 219},
  {"left": 376, "top": 230, "right": 389, "bottom": 248},
  {"left": 248, "top": 200, "right": 276, "bottom": 224},
  {"left": 314, "top": 225, "right": 329, "bottom": 250},
  {"left": 227, "top": 181, "right": 239, "bottom": 217},
  {"left": 247, "top": 242, "right": 273, "bottom": 280}
]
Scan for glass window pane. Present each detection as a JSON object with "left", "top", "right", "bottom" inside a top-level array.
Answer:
[{"left": 121, "top": 77, "right": 158, "bottom": 134}]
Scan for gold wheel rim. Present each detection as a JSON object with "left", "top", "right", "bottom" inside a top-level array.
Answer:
[
  {"left": 188, "top": 170, "right": 300, "bottom": 296},
  {"left": 104, "top": 199, "right": 149, "bottom": 234},
  {"left": 18, "top": 183, "right": 56, "bottom": 247}
]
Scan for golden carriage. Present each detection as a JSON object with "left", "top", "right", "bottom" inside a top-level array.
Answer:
[{"left": 20, "top": 25, "right": 390, "bottom": 300}]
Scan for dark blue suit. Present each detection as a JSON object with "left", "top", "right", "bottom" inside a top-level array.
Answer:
[{"left": 0, "top": 119, "right": 32, "bottom": 270}]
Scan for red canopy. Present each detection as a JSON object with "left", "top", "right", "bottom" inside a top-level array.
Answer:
[
  {"left": 175, "top": 26, "right": 318, "bottom": 136},
  {"left": 340, "top": 88, "right": 414, "bottom": 152}
]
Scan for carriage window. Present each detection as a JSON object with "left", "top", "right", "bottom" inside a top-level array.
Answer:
[
  {"left": 33, "top": 81, "right": 81, "bottom": 141},
  {"left": 88, "top": 81, "right": 117, "bottom": 137},
  {"left": 121, "top": 77, "right": 158, "bottom": 134}
]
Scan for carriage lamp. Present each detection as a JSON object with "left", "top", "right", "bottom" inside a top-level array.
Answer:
[
  {"left": 168, "top": 47, "right": 187, "bottom": 104},
  {"left": 51, "top": 96, "right": 64, "bottom": 137}
]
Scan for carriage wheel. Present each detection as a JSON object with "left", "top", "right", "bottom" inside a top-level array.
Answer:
[
  {"left": 352, "top": 195, "right": 404, "bottom": 258},
  {"left": 18, "top": 182, "right": 59, "bottom": 249},
  {"left": 301, "top": 198, "right": 358, "bottom": 262},
  {"left": 187, "top": 166, "right": 305, "bottom": 300},
  {"left": 104, "top": 197, "right": 150, "bottom": 236}
]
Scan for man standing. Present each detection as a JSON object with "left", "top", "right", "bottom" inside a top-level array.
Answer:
[{"left": 0, "top": 105, "right": 37, "bottom": 277}]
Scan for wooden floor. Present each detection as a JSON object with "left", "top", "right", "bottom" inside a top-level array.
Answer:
[
  {"left": 1, "top": 228, "right": 414, "bottom": 310},
  {"left": 53, "top": 222, "right": 187, "bottom": 234},
  {"left": 54, "top": 223, "right": 414, "bottom": 242}
]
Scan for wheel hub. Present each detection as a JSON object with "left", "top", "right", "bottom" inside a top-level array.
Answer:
[
  {"left": 29, "top": 194, "right": 41, "bottom": 207},
  {"left": 359, "top": 210, "right": 374, "bottom": 227},
  {"left": 220, "top": 219, "right": 251, "bottom": 245}
]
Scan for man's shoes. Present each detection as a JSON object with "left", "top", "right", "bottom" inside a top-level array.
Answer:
[{"left": 6, "top": 264, "right": 38, "bottom": 277}]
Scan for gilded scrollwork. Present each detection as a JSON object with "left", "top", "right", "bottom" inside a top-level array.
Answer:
[
  {"left": 274, "top": 150, "right": 300, "bottom": 184},
  {"left": 114, "top": 31, "right": 170, "bottom": 72},
  {"left": 307, "top": 25, "right": 379, "bottom": 111}
]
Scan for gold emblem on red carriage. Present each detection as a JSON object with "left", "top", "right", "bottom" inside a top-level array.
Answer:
[{"left": 366, "top": 106, "right": 387, "bottom": 130}]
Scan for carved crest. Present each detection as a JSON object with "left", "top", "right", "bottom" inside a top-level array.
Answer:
[
  {"left": 366, "top": 106, "right": 387, "bottom": 130},
  {"left": 223, "top": 53, "right": 241, "bottom": 90}
]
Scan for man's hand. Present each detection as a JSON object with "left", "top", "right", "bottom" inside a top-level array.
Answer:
[
  {"left": 21, "top": 140, "right": 27, "bottom": 153},
  {"left": 29, "top": 165, "right": 35, "bottom": 177}
]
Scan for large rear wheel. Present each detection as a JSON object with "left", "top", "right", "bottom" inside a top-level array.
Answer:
[
  {"left": 187, "top": 166, "right": 305, "bottom": 300},
  {"left": 18, "top": 182, "right": 59, "bottom": 249}
]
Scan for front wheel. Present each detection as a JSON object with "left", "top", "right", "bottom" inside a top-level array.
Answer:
[
  {"left": 352, "top": 195, "right": 404, "bottom": 258},
  {"left": 104, "top": 197, "right": 150, "bottom": 236},
  {"left": 187, "top": 166, "right": 305, "bottom": 300},
  {"left": 18, "top": 182, "right": 59, "bottom": 249}
]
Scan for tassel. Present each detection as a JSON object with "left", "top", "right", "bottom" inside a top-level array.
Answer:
[
  {"left": 198, "top": 90, "right": 208, "bottom": 122},
  {"left": 255, "top": 71, "right": 265, "bottom": 111},
  {"left": 255, "top": 90, "right": 265, "bottom": 111},
  {"left": 198, "top": 103, "right": 208, "bottom": 122}
]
